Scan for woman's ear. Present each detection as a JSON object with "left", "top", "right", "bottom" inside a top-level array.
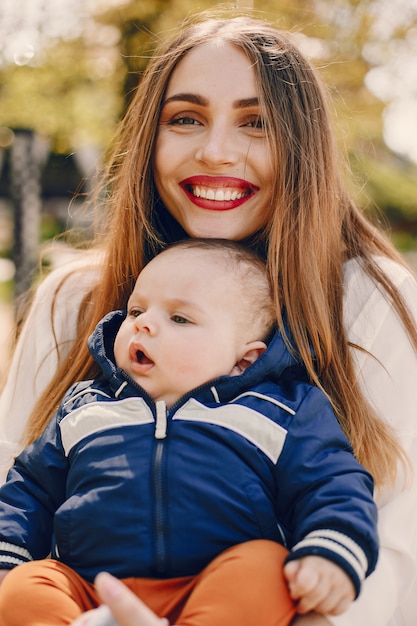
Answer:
[{"left": 230, "top": 341, "right": 267, "bottom": 376}]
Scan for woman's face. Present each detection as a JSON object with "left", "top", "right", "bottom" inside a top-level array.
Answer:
[{"left": 154, "top": 40, "right": 274, "bottom": 241}]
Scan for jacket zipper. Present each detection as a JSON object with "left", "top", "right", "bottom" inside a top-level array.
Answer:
[{"left": 153, "top": 400, "right": 167, "bottom": 574}]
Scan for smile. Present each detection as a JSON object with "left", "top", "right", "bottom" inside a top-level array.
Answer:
[
  {"left": 180, "top": 176, "right": 259, "bottom": 211},
  {"left": 191, "top": 186, "right": 250, "bottom": 202}
]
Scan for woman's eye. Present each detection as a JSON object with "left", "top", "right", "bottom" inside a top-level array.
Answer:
[
  {"left": 169, "top": 115, "right": 200, "bottom": 126},
  {"left": 245, "top": 117, "right": 265, "bottom": 129},
  {"left": 171, "top": 315, "right": 189, "bottom": 324}
]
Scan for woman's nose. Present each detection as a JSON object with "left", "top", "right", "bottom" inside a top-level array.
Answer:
[{"left": 195, "top": 124, "right": 238, "bottom": 167}]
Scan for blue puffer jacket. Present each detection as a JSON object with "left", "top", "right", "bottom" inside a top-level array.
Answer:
[{"left": 0, "top": 311, "right": 378, "bottom": 596}]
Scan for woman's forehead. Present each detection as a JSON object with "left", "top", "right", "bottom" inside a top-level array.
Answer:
[{"left": 165, "top": 40, "right": 258, "bottom": 97}]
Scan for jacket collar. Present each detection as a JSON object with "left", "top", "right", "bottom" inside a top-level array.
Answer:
[{"left": 88, "top": 310, "right": 303, "bottom": 406}]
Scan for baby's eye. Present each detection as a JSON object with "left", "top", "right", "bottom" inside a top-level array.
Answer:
[
  {"left": 128, "top": 308, "right": 143, "bottom": 318},
  {"left": 171, "top": 315, "right": 190, "bottom": 324}
]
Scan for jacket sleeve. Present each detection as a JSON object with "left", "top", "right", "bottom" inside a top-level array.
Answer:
[
  {"left": 0, "top": 255, "right": 100, "bottom": 484},
  {"left": 276, "top": 383, "right": 378, "bottom": 599},
  {"left": 328, "top": 257, "right": 417, "bottom": 626},
  {"left": 0, "top": 408, "right": 68, "bottom": 567}
]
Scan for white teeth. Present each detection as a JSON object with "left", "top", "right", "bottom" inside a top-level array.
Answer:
[{"left": 191, "top": 186, "right": 246, "bottom": 201}]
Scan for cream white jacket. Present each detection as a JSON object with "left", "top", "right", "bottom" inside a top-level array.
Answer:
[{"left": 0, "top": 254, "right": 416, "bottom": 626}]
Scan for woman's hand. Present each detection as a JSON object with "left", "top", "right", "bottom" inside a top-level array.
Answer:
[
  {"left": 290, "top": 615, "right": 332, "bottom": 625},
  {"left": 71, "top": 572, "right": 168, "bottom": 626}
]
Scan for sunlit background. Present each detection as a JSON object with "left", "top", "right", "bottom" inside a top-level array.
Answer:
[{"left": 0, "top": 0, "right": 417, "bottom": 378}]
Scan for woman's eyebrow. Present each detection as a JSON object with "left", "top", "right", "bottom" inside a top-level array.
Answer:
[
  {"left": 163, "top": 94, "right": 260, "bottom": 109},
  {"left": 234, "top": 97, "right": 259, "bottom": 109},
  {"left": 163, "top": 93, "right": 208, "bottom": 106}
]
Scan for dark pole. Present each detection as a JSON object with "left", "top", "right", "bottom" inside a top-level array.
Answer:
[{"left": 8, "top": 129, "right": 48, "bottom": 301}]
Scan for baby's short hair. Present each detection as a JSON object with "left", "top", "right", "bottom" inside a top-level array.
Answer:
[{"left": 159, "top": 238, "right": 276, "bottom": 342}]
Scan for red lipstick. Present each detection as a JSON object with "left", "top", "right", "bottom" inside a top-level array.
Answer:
[{"left": 180, "top": 176, "right": 259, "bottom": 211}]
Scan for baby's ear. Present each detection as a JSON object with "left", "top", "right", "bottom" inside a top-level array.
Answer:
[{"left": 230, "top": 341, "right": 267, "bottom": 376}]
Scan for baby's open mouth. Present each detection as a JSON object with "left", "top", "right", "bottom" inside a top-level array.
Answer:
[{"left": 136, "top": 350, "right": 154, "bottom": 366}]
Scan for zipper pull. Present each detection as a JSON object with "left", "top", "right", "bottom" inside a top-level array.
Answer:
[{"left": 155, "top": 400, "right": 167, "bottom": 439}]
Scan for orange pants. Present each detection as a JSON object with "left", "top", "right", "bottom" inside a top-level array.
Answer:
[{"left": 0, "top": 540, "right": 296, "bottom": 626}]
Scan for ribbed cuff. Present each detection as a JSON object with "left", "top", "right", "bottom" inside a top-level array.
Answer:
[
  {"left": 285, "top": 529, "right": 368, "bottom": 598},
  {"left": 0, "top": 541, "right": 33, "bottom": 569}
]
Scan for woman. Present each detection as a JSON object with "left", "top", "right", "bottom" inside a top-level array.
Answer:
[{"left": 1, "top": 10, "right": 416, "bottom": 625}]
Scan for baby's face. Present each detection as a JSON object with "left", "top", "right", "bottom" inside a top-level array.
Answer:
[{"left": 114, "top": 248, "right": 247, "bottom": 407}]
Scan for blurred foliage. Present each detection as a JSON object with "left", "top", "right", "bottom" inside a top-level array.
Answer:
[
  {"left": 0, "top": 0, "right": 416, "bottom": 246},
  {"left": 0, "top": 278, "right": 13, "bottom": 304},
  {"left": 352, "top": 149, "right": 417, "bottom": 246},
  {"left": 0, "top": 12, "right": 124, "bottom": 153}
]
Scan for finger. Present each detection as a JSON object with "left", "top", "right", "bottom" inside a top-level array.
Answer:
[
  {"left": 82, "top": 606, "right": 121, "bottom": 626},
  {"left": 295, "top": 575, "right": 329, "bottom": 614},
  {"left": 284, "top": 560, "right": 300, "bottom": 585},
  {"left": 295, "top": 564, "right": 320, "bottom": 592},
  {"left": 290, "top": 614, "right": 332, "bottom": 625},
  {"left": 297, "top": 573, "right": 355, "bottom": 616},
  {"left": 288, "top": 562, "right": 320, "bottom": 601},
  {"left": 95, "top": 572, "right": 165, "bottom": 626},
  {"left": 71, "top": 613, "right": 93, "bottom": 626},
  {"left": 312, "top": 589, "right": 354, "bottom": 616}
]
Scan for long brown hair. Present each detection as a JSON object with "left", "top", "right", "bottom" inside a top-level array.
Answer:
[{"left": 24, "top": 10, "right": 416, "bottom": 487}]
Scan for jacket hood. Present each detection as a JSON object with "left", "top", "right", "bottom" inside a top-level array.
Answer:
[{"left": 88, "top": 310, "right": 303, "bottom": 405}]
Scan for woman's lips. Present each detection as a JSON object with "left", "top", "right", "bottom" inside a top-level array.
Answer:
[{"left": 180, "top": 176, "right": 259, "bottom": 211}]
